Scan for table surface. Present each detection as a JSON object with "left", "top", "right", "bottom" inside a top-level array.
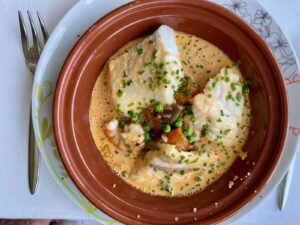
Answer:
[{"left": 0, "top": 0, "right": 299, "bottom": 224}]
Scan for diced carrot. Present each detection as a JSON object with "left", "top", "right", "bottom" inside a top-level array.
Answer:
[{"left": 166, "top": 128, "right": 189, "bottom": 148}]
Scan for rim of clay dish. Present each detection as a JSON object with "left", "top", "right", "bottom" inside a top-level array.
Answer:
[{"left": 53, "top": 0, "right": 288, "bottom": 224}]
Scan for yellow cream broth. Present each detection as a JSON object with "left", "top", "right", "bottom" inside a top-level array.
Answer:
[{"left": 89, "top": 31, "right": 251, "bottom": 196}]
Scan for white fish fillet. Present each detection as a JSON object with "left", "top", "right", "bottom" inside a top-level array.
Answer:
[
  {"left": 109, "top": 25, "right": 184, "bottom": 116},
  {"left": 192, "top": 67, "right": 244, "bottom": 144}
]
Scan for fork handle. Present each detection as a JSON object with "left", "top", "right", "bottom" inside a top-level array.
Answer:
[{"left": 28, "top": 107, "right": 40, "bottom": 194}]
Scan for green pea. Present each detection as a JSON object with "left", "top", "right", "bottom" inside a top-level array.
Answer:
[
  {"left": 163, "top": 124, "right": 171, "bottom": 133},
  {"left": 183, "top": 127, "right": 193, "bottom": 137},
  {"left": 155, "top": 102, "right": 164, "bottom": 112},
  {"left": 174, "top": 118, "right": 183, "bottom": 128},
  {"left": 187, "top": 133, "right": 197, "bottom": 143},
  {"left": 121, "top": 170, "right": 128, "bottom": 178},
  {"left": 128, "top": 111, "right": 139, "bottom": 122},
  {"left": 118, "top": 120, "right": 125, "bottom": 128},
  {"left": 144, "top": 133, "right": 151, "bottom": 142},
  {"left": 143, "top": 123, "right": 152, "bottom": 132}
]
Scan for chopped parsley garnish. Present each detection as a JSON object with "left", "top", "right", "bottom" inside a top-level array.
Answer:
[
  {"left": 117, "top": 89, "right": 124, "bottom": 97},
  {"left": 138, "top": 70, "right": 145, "bottom": 75},
  {"left": 122, "top": 80, "right": 127, "bottom": 88},
  {"left": 236, "top": 92, "right": 241, "bottom": 102},
  {"left": 226, "top": 93, "right": 234, "bottom": 101},
  {"left": 201, "top": 124, "right": 210, "bottom": 137},
  {"left": 225, "top": 68, "right": 229, "bottom": 76},
  {"left": 220, "top": 109, "right": 225, "bottom": 116},
  {"left": 242, "top": 80, "right": 251, "bottom": 97},
  {"left": 181, "top": 88, "right": 190, "bottom": 96},
  {"left": 242, "top": 87, "right": 249, "bottom": 97},
  {"left": 153, "top": 49, "right": 158, "bottom": 59},
  {"left": 179, "top": 155, "right": 185, "bottom": 163},
  {"left": 123, "top": 71, "right": 128, "bottom": 77},
  {"left": 223, "top": 129, "right": 231, "bottom": 135},
  {"left": 135, "top": 46, "right": 144, "bottom": 55},
  {"left": 127, "top": 79, "right": 133, "bottom": 86},
  {"left": 155, "top": 70, "right": 162, "bottom": 75},
  {"left": 233, "top": 60, "right": 241, "bottom": 67},
  {"left": 116, "top": 104, "right": 123, "bottom": 115},
  {"left": 183, "top": 104, "right": 193, "bottom": 115},
  {"left": 230, "top": 83, "right": 237, "bottom": 91},
  {"left": 186, "top": 115, "right": 195, "bottom": 123},
  {"left": 194, "top": 175, "right": 201, "bottom": 181}
]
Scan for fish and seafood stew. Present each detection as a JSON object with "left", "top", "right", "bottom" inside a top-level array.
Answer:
[{"left": 89, "top": 25, "right": 252, "bottom": 197}]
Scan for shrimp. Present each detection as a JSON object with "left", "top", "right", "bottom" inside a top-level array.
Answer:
[
  {"left": 103, "top": 119, "right": 127, "bottom": 152},
  {"left": 103, "top": 119, "right": 145, "bottom": 154}
]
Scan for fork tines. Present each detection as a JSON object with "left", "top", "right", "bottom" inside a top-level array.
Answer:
[{"left": 18, "top": 11, "right": 49, "bottom": 70}]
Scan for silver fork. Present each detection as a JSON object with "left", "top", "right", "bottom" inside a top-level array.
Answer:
[{"left": 18, "top": 11, "right": 49, "bottom": 194}]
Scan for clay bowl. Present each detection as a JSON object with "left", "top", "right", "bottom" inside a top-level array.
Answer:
[{"left": 53, "top": 0, "right": 288, "bottom": 224}]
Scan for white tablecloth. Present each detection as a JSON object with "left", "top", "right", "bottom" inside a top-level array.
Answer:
[{"left": 0, "top": 0, "right": 299, "bottom": 224}]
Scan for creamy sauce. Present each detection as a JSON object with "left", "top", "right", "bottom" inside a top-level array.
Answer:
[{"left": 89, "top": 31, "right": 251, "bottom": 196}]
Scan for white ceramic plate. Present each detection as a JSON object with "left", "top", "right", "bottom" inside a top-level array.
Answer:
[{"left": 32, "top": 0, "right": 300, "bottom": 224}]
